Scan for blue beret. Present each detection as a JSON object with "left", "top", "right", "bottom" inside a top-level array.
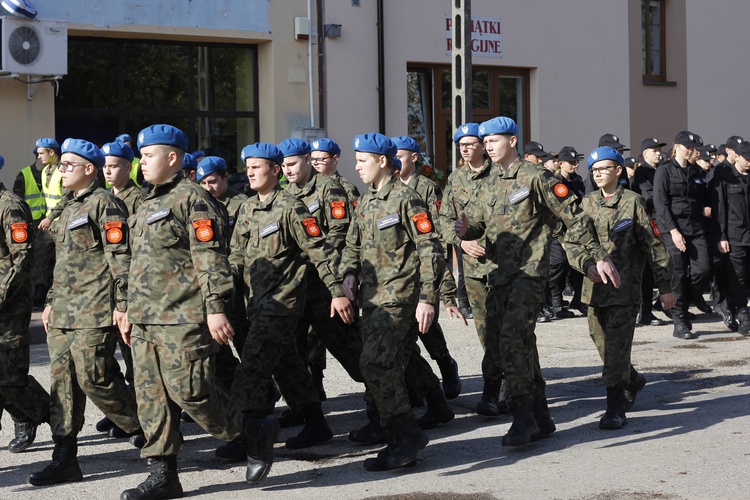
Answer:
[
  {"left": 182, "top": 153, "right": 198, "bottom": 170},
  {"left": 352, "top": 133, "right": 397, "bottom": 157},
  {"left": 392, "top": 157, "right": 402, "bottom": 171},
  {"left": 36, "top": 137, "right": 59, "bottom": 150},
  {"left": 137, "top": 124, "right": 189, "bottom": 151},
  {"left": 587, "top": 147, "right": 624, "bottom": 170},
  {"left": 102, "top": 141, "right": 134, "bottom": 163},
  {"left": 310, "top": 138, "right": 341, "bottom": 156},
  {"left": 391, "top": 136, "right": 421, "bottom": 154},
  {"left": 196, "top": 156, "right": 228, "bottom": 182},
  {"left": 241, "top": 142, "right": 284, "bottom": 166},
  {"left": 116, "top": 133, "right": 131, "bottom": 143},
  {"left": 0, "top": 154, "right": 4, "bottom": 170},
  {"left": 61, "top": 138, "right": 105, "bottom": 168},
  {"left": 478, "top": 117, "right": 519, "bottom": 139},
  {"left": 453, "top": 123, "right": 480, "bottom": 143},
  {"left": 191, "top": 150, "right": 206, "bottom": 161},
  {"left": 277, "top": 138, "right": 311, "bottom": 158},
  {"left": 33, "top": 147, "right": 38, "bottom": 156}
]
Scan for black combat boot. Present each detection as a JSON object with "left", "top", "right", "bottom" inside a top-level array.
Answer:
[
  {"left": 95, "top": 415, "right": 115, "bottom": 433},
  {"left": 533, "top": 394, "right": 556, "bottom": 437},
  {"left": 276, "top": 408, "right": 304, "bottom": 428},
  {"left": 737, "top": 308, "right": 750, "bottom": 337},
  {"left": 502, "top": 395, "right": 541, "bottom": 447},
  {"left": 476, "top": 379, "right": 502, "bottom": 417},
  {"left": 348, "top": 401, "right": 386, "bottom": 444},
  {"left": 363, "top": 425, "right": 397, "bottom": 471},
  {"left": 623, "top": 366, "right": 647, "bottom": 411},
  {"left": 672, "top": 312, "right": 695, "bottom": 340},
  {"left": 417, "top": 387, "right": 455, "bottom": 430},
  {"left": 215, "top": 438, "right": 247, "bottom": 461},
  {"left": 600, "top": 385, "right": 628, "bottom": 430},
  {"left": 310, "top": 369, "right": 327, "bottom": 402},
  {"left": 28, "top": 435, "right": 83, "bottom": 486},
  {"left": 285, "top": 403, "right": 333, "bottom": 449},
  {"left": 8, "top": 416, "right": 39, "bottom": 453},
  {"left": 436, "top": 356, "right": 462, "bottom": 400},
  {"left": 384, "top": 412, "right": 429, "bottom": 469},
  {"left": 637, "top": 304, "right": 664, "bottom": 326},
  {"left": 243, "top": 415, "right": 280, "bottom": 485},
  {"left": 120, "top": 456, "right": 183, "bottom": 500},
  {"left": 715, "top": 300, "right": 739, "bottom": 332}
]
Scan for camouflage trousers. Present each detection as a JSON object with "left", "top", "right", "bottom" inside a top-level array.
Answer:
[
  {"left": 360, "top": 305, "right": 418, "bottom": 427},
  {"left": 483, "top": 279, "right": 547, "bottom": 399},
  {"left": 47, "top": 325, "right": 140, "bottom": 438},
  {"left": 587, "top": 304, "right": 639, "bottom": 387},
  {"left": 307, "top": 328, "right": 326, "bottom": 372},
  {"left": 0, "top": 314, "right": 49, "bottom": 424},
  {"left": 467, "top": 275, "right": 504, "bottom": 384},
  {"left": 294, "top": 294, "right": 365, "bottom": 383},
  {"left": 131, "top": 323, "right": 242, "bottom": 457},
  {"left": 233, "top": 314, "right": 319, "bottom": 418}
]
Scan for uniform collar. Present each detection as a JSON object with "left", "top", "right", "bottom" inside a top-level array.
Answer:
[
  {"left": 499, "top": 156, "right": 524, "bottom": 179},
  {"left": 289, "top": 168, "right": 318, "bottom": 196},
  {"left": 255, "top": 185, "right": 282, "bottom": 210},
  {"left": 594, "top": 185, "right": 624, "bottom": 207},
  {"left": 370, "top": 175, "right": 398, "bottom": 200},
  {"left": 73, "top": 181, "right": 99, "bottom": 201},
  {"left": 148, "top": 171, "right": 184, "bottom": 198}
]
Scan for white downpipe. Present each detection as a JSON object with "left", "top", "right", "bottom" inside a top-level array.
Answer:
[{"left": 307, "top": 0, "right": 315, "bottom": 128}]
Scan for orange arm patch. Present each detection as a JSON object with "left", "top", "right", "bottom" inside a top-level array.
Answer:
[
  {"left": 104, "top": 221, "right": 124, "bottom": 244},
  {"left": 330, "top": 201, "right": 347, "bottom": 219},
  {"left": 192, "top": 219, "right": 214, "bottom": 242},
  {"left": 411, "top": 212, "right": 433, "bottom": 234},
  {"left": 303, "top": 217, "right": 322, "bottom": 237},
  {"left": 10, "top": 222, "right": 28, "bottom": 243},
  {"left": 553, "top": 183, "right": 569, "bottom": 199},
  {"left": 650, "top": 220, "right": 662, "bottom": 238}
]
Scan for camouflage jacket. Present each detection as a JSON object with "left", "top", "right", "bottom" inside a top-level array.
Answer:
[
  {"left": 461, "top": 157, "right": 607, "bottom": 287},
  {"left": 439, "top": 159, "right": 493, "bottom": 279},
  {"left": 128, "top": 172, "right": 233, "bottom": 325},
  {"left": 0, "top": 184, "right": 33, "bottom": 318},
  {"left": 403, "top": 173, "right": 458, "bottom": 307},
  {"left": 285, "top": 169, "right": 351, "bottom": 252},
  {"left": 568, "top": 186, "right": 672, "bottom": 307},
  {"left": 331, "top": 170, "right": 361, "bottom": 210},
  {"left": 219, "top": 186, "right": 248, "bottom": 237},
  {"left": 48, "top": 182, "right": 130, "bottom": 329},
  {"left": 340, "top": 175, "right": 445, "bottom": 308},
  {"left": 113, "top": 179, "right": 145, "bottom": 217},
  {"left": 229, "top": 186, "right": 343, "bottom": 318}
]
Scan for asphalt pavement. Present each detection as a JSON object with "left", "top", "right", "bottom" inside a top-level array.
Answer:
[{"left": 1, "top": 302, "right": 748, "bottom": 500}]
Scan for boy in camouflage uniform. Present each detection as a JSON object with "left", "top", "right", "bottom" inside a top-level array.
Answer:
[
  {"left": 0, "top": 153, "right": 51, "bottom": 454},
  {"left": 340, "top": 133, "right": 445, "bottom": 471},
  {"left": 569, "top": 147, "right": 674, "bottom": 429},
  {"left": 122, "top": 126, "right": 278, "bottom": 499},
  {"left": 222, "top": 143, "right": 353, "bottom": 453},
  {"left": 440, "top": 123, "right": 508, "bottom": 416},
  {"left": 392, "top": 135, "right": 463, "bottom": 427},
  {"left": 456, "top": 117, "right": 621, "bottom": 447},
  {"left": 29, "top": 139, "right": 142, "bottom": 487}
]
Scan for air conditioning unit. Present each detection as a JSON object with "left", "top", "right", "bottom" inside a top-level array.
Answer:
[{"left": 0, "top": 16, "right": 67, "bottom": 75}]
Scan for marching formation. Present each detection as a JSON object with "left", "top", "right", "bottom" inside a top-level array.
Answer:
[{"left": 0, "top": 116, "right": 748, "bottom": 499}]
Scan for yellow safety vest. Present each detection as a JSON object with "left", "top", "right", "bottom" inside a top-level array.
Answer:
[
  {"left": 20, "top": 166, "right": 47, "bottom": 220},
  {"left": 41, "top": 165, "right": 63, "bottom": 218}
]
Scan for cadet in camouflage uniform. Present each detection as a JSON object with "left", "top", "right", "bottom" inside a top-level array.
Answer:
[
  {"left": 340, "top": 133, "right": 445, "bottom": 471},
  {"left": 569, "top": 147, "right": 674, "bottom": 430},
  {"left": 29, "top": 139, "right": 142, "bottom": 487},
  {"left": 440, "top": 123, "right": 508, "bottom": 417},
  {"left": 456, "top": 117, "right": 620, "bottom": 447},
  {"left": 0, "top": 153, "right": 51, "bottom": 454},
  {"left": 392, "top": 135, "right": 462, "bottom": 428},
  {"left": 222, "top": 142, "right": 353, "bottom": 455},
  {"left": 278, "top": 138, "right": 369, "bottom": 440},
  {"left": 90, "top": 140, "right": 145, "bottom": 437},
  {"left": 196, "top": 156, "right": 247, "bottom": 396},
  {"left": 123, "top": 126, "right": 278, "bottom": 499}
]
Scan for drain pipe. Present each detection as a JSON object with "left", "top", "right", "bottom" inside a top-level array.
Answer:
[
  {"left": 377, "top": 0, "right": 385, "bottom": 133},
  {"left": 308, "top": 0, "right": 316, "bottom": 128}
]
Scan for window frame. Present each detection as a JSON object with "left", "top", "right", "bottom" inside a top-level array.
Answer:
[{"left": 642, "top": 0, "right": 667, "bottom": 83}]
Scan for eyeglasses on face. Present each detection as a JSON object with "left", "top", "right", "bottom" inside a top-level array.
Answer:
[
  {"left": 590, "top": 165, "right": 616, "bottom": 175},
  {"left": 58, "top": 161, "right": 89, "bottom": 172},
  {"left": 458, "top": 142, "right": 481, "bottom": 150},
  {"left": 310, "top": 156, "right": 332, "bottom": 164}
]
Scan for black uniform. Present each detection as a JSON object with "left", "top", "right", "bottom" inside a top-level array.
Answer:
[
  {"left": 653, "top": 158, "right": 711, "bottom": 315},
  {"left": 715, "top": 164, "right": 750, "bottom": 310},
  {"left": 631, "top": 160, "right": 662, "bottom": 321}
]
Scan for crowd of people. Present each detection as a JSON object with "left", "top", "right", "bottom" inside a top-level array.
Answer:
[{"left": 0, "top": 117, "right": 748, "bottom": 499}]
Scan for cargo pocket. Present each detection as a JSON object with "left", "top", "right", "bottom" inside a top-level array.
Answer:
[
  {"left": 85, "top": 330, "right": 115, "bottom": 387},
  {"left": 181, "top": 342, "right": 220, "bottom": 402}
]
